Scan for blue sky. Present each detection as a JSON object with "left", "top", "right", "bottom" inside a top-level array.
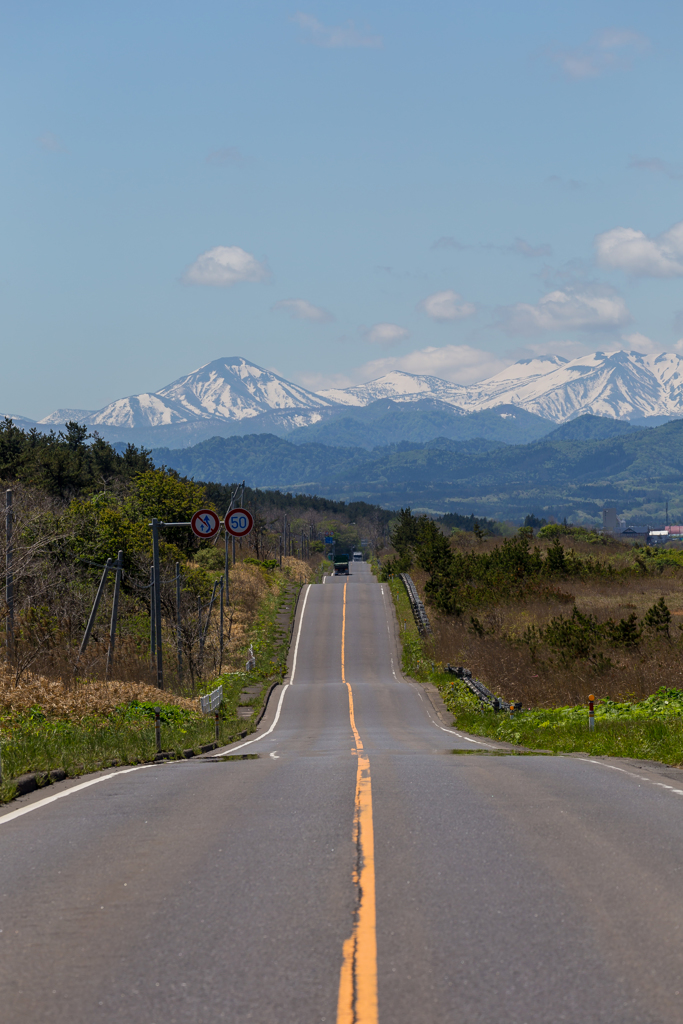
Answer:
[{"left": 2, "top": 0, "right": 683, "bottom": 417}]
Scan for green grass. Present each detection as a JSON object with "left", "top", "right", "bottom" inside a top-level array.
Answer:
[
  {"left": 0, "top": 704, "right": 220, "bottom": 803},
  {"left": 386, "top": 572, "right": 683, "bottom": 767},
  {"left": 437, "top": 679, "right": 683, "bottom": 764},
  {"left": 0, "top": 574, "right": 306, "bottom": 805}
]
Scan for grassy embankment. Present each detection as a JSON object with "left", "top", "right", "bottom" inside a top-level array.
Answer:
[
  {"left": 383, "top": 551, "right": 683, "bottom": 767},
  {"left": 0, "top": 557, "right": 316, "bottom": 803}
]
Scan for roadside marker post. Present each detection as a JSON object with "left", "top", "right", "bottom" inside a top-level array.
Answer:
[{"left": 588, "top": 694, "right": 595, "bottom": 731}]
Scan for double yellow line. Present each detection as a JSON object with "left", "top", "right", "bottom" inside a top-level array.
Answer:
[{"left": 337, "top": 580, "right": 379, "bottom": 1024}]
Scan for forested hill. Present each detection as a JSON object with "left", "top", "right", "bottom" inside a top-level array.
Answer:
[{"left": 151, "top": 420, "right": 683, "bottom": 524}]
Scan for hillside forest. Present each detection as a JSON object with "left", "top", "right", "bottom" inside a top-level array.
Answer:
[
  {"left": 0, "top": 418, "right": 389, "bottom": 703},
  {"left": 150, "top": 416, "right": 683, "bottom": 526}
]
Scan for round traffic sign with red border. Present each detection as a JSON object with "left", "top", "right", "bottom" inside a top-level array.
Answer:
[
  {"left": 191, "top": 508, "right": 221, "bottom": 539},
  {"left": 225, "top": 507, "right": 254, "bottom": 537}
]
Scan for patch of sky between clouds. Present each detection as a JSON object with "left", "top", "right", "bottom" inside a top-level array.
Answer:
[
  {"left": 271, "top": 298, "right": 333, "bottom": 322},
  {"left": 291, "top": 12, "right": 382, "bottom": 49},
  {"left": 547, "top": 27, "right": 651, "bottom": 80}
]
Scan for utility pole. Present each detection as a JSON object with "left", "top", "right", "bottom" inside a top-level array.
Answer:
[
  {"left": 5, "top": 490, "right": 12, "bottom": 663},
  {"left": 151, "top": 518, "right": 163, "bottom": 689},
  {"left": 176, "top": 561, "right": 182, "bottom": 685},
  {"left": 219, "top": 576, "right": 224, "bottom": 671},
  {"left": 105, "top": 550, "right": 123, "bottom": 679}
]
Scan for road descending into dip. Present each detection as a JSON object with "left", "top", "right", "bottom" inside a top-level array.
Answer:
[{"left": 2, "top": 563, "right": 683, "bottom": 1023}]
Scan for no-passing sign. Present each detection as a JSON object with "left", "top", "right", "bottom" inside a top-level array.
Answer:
[
  {"left": 191, "top": 508, "right": 221, "bottom": 539},
  {"left": 225, "top": 507, "right": 254, "bottom": 537}
]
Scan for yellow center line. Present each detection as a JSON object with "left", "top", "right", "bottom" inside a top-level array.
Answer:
[{"left": 337, "top": 580, "right": 379, "bottom": 1024}]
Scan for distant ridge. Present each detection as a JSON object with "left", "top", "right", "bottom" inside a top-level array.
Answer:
[
  {"left": 6, "top": 349, "right": 683, "bottom": 448},
  {"left": 318, "top": 351, "right": 683, "bottom": 422}
]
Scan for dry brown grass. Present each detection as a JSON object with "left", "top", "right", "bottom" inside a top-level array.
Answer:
[
  {"left": 0, "top": 668, "right": 199, "bottom": 718},
  {"left": 0, "top": 557, "right": 317, "bottom": 716},
  {"left": 409, "top": 557, "right": 683, "bottom": 709}
]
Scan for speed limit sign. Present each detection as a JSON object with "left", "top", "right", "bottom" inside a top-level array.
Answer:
[
  {"left": 225, "top": 507, "right": 254, "bottom": 537},
  {"left": 191, "top": 508, "right": 221, "bottom": 539}
]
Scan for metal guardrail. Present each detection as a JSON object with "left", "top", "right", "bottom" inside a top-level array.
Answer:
[
  {"left": 444, "top": 665, "right": 521, "bottom": 713},
  {"left": 199, "top": 685, "right": 223, "bottom": 715},
  {"left": 398, "top": 573, "right": 432, "bottom": 636}
]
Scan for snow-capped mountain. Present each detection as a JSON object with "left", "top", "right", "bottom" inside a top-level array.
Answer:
[
  {"left": 16, "top": 349, "right": 683, "bottom": 450},
  {"left": 465, "top": 351, "right": 683, "bottom": 420},
  {"left": 40, "top": 357, "right": 335, "bottom": 430},
  {"left": 317, "top": 370, "right": 470, "bottom": 408},
  {"left": 318, "top": 352, "right": 683, "bottom": 423}
]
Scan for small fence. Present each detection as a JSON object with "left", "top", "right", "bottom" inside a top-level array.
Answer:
[
  {"left": 398, "top": 573, "right": 432, "bottom": 636},
  {"left": 445, "top": 665, "right": 521, "bottom": 713},
  {"left": 199, "top": 684, "right": 223, "bottom": 715}
]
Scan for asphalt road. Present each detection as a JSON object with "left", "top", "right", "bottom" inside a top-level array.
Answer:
[{"left": 3, "top": 563, "right": 683, "bottom": 1023}]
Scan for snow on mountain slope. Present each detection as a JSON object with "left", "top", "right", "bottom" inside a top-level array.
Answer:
[
  {"left": 319, "top": 352, "right": 683, "bottom": 422},
  {"left": 41, "top": 357, "right": 335, "bottom": 429},
  {"left": 468, "top": 351, "right": 683, "bottom": 420},
  {"left": 317, "top": 370, "right": 470, "bottom": 408},
  {"left": 31, "top": 349, "right": 683, "bottom": 438}
]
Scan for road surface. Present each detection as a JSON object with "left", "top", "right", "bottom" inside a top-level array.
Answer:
[{"left": 2, "top": 563, "right": 683, "bottom": 1023}]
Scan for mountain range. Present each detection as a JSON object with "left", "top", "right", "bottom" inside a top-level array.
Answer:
[
  {"left": 149, "top": 417, "right": 683, "bottom": 526},
  {"left": 4, "top": 350, "right": 683, "bottom": 449}
]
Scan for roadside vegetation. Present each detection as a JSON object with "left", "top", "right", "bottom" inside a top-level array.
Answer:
[
  {"left": 0, "top": 417, "right": 384, "bottom": 802},
  {"left": 382, "top": 510, "right": 683, "bottom": 766}
]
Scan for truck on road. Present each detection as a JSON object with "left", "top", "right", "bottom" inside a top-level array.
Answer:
[{"left": 333, "top": 559, "right": 349, "bottom": 575}]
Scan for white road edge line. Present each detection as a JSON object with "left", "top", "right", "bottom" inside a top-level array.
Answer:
[
  {"left": 575, "top": 757, "right": 683, "bottom": 795},
  {"left": 0, "top": 764, "right": 152, "bottom": 826},
  {"left": 208, "top": 583, "right": 312, "bottom": 757}
]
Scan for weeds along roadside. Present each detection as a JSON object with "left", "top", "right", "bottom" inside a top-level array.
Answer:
[
  {"left": 383, "top": 571, "right": 683, "bottom": 768},
  {"left": 0, "top": 557, "right": 319, "bottom": 804}
]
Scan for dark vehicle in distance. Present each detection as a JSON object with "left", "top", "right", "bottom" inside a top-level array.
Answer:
[{"left": 334, "top": 559, "right": 349, "bottom": 575}]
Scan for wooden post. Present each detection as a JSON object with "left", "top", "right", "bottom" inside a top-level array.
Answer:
[
  {"left": 5, "top": 489, "right": 12, "bottom": 662},
  {"left": 176, "top": 561, "right": 182, "bottom": 686},
  {"left": 105, "top": 550, "right": 123, "bottom": 679},
  {"left": 151, "top": 518, "right": 163, "bottom": 689}
]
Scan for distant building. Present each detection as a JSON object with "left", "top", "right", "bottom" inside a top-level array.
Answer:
[
  {"left": 602, "top": 508, "right": 620, "bottom": 533},
  {"left": 621, "top": 526, "right": 648, "bottom": 539}
]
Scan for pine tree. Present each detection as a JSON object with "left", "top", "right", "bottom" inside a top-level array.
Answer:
[{"left": 644, "top": 597, "right": 672, "bottom": 637}]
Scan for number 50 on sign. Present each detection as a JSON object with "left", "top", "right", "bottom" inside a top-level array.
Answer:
[{"left": 225, "top": 508, "right": 254, "bottom": 537}]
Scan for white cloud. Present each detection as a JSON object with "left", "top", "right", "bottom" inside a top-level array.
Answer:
[
  {"left": 595, "top": 221, "right": 683, "bottom": 277},
  {"left": 271, "top": 298, "right": 333, "bottom": 322},
  {"left": 419, "top": 290, "right": 476, "bottom": 322},
  {"left": 516, "top": 339, "right": 591, "bottom": 361},
  {"left": 292, "top": 12, "right": 382, "bottom": 48},
  {"left": 620, "top": 332, "right": 660, "bottom": 354},
  {"left": 364, "top": 323, "right": 409, "bottom": 345},
  {"left": 206, "top": 147, "right": 244, "bottom": 167},
  {"left": 500, "top": 286, "right": 631, "bottom": 334},
  {"left": 182, "top": 246, "right": 270, "bottom": 287},
  {"left": 358, "top": 344, "right": 508, "bottom": 384},
  {"left": 550, "top": 28, "right": 650, "bottom": 79}
]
